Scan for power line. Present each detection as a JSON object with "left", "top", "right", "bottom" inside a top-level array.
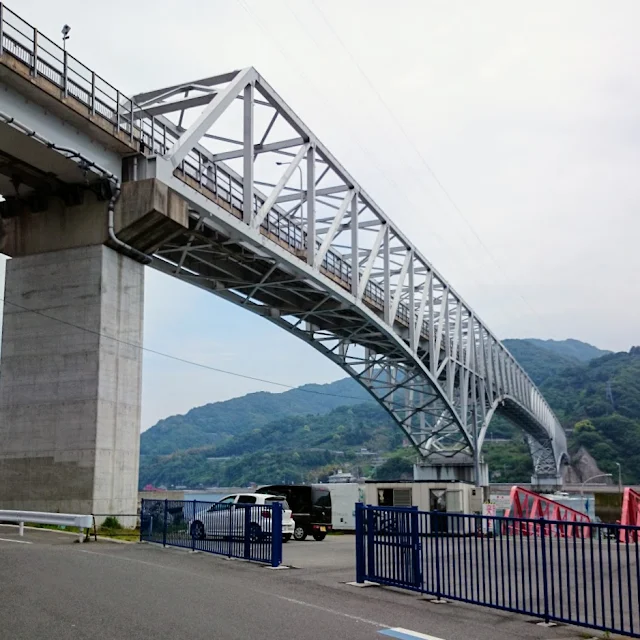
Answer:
[{"left": 0, "top": 295, "right": 373, "bottom": 404}]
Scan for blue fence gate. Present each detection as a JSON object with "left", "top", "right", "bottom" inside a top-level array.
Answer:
[
  {"left": 355, "top": 503, "right": 640, "bottom": 638},
  {"left": 141, "top": 499, "right": 283, "bottom": 567}
]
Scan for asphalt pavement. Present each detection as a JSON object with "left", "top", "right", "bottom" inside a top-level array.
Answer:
[{"left": 0, "top": 526, "right": 604, "bottom": 640}]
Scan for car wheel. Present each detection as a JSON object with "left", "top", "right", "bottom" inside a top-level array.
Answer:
[
  {"left": 190, "top": 521, "right": 206, "bottom": 540},
  {"left": 312, "top": 531, "right": 327, "bottom": 542},
  {"left": 283, "top": 534, "right": 292, "bottom": 543},
  {"left": 293, "top": 526, "right": 307, "bottom": 541},
  {"left": 249, "top": 522, "right": 262, "bottom": 542}
]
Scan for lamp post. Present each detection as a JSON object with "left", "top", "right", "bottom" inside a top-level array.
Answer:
[
  {"left": 580, "top": 473, "right": 613, "bottom": 496},
  {"left": 61, "top": 24, "right": 70, "bottom": 52},
  {"left": 615, "top": 462, "right": 622, "bottom": 494},
  {"left": 275, "top": 161, "right": 303, "bottom": 217}
]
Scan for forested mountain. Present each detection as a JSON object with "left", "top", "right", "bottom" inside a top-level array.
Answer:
[
  {"left": 502, "top": 338, "right": 610, "bottom": 385},
  {"left": 140, "top": 339, "right": 639, "bottom": 488},
  {"left": 484, "top": 347, "right": 640, "bottom": 484},
  {"left": 141, "top": 377, "right": 369, "bottom": 456},
  {"left": 524, "top": 338, "right": 611, "bottom": 362},
  {"left": 140, "top": 403, "right": 399, "bottom": 488}
]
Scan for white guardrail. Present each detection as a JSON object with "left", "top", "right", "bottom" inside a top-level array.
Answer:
[{"left": 0, "top": 510, "right": 93, "bottom": 542}]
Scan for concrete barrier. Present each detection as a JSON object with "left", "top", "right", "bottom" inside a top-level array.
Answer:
[{"left": 0, "top": 510, "right": 93, "bottom": 542}]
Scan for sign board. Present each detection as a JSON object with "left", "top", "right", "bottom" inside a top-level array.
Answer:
[
  {"left": 482, "top": 502, "right": 497, "bottom": 534},
  {"left": 490, "top": 494, "right": 512, "bottom": 509}
]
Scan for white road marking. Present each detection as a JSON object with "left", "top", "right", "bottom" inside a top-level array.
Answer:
[
  {"left": 273, "top": 595, "right": 386, "bottom": 628},
  {"left": 0, "top": 537, "right": 32, "bottom": 544},
  {"left": 379, "top": 628, "right": 445, "bottom": 640}
]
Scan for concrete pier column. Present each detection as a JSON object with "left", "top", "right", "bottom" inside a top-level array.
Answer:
[{"left": 0, "top": 245, "right": 144, "bottom": 521}]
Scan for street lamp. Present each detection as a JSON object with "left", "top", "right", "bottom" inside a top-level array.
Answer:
[
  {"left": 580, "top": 473, "right": 613, "bottom": 496},
  {"left": 275, "top": 161, "right": 303, "bottom": 216},
  {"left": 61, "top": 24, "right": 71, "bottom": 52}
]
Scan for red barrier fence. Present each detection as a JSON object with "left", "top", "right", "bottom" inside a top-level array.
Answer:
[
  {"left": 505, "top": 485, "right": 591, "bottom": 538},
  {"left": 620, "top": 487, "right": 640, "bottom": 543}
]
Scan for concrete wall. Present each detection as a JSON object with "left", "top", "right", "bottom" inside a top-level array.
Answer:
[{"left": 0, "top": 245, "right": 143, "bottom": 523}]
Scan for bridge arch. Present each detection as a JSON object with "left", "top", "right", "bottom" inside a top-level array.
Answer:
[{"left": 133, "top": 67, "right": 568, "bottom": 483}]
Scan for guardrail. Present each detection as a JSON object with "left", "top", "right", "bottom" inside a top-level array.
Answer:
[
  {"left": 0, "top": 509, "right": 93, "bottom": 542},
  {"left": 355, "top": 503, "right": 640, "bottom": 638},
  {"left": 140, "top": 499, "right": 283, "bottom": 567}
]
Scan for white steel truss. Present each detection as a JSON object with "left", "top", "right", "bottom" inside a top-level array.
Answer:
[
  {"left": 0, "top": 13, "right": 568, "bottom": 484},
  {"left": 125, "top": 67, "right": 568, "bottom": 481}
]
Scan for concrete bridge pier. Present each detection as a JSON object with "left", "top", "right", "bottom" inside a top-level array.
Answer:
[
  {"left": 0, "top": 180, "right": 187, "bottom": 523},
  {"left": 414, "top": 454, "right": 490, "bottom": 487}
]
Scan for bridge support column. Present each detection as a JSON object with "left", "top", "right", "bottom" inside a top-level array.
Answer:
[
  {"left": 414, "top": 454, "right": 489, "bottom": 487},
  {"left": 0, "top": 245, "right": 143, "bottom": 523},
  {"left": 531, "top": 474, "right": 564, "bottom": 492},
  {"left": 0, "top": 179, "right": 187, "bottom": 524}
]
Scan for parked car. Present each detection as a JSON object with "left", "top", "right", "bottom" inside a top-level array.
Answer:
[
  {"left": 256, "top": 484, "right": 332, "bottom": 541},
  {"left": 188, "top": 493, "right": 295, "bottom": 542}
]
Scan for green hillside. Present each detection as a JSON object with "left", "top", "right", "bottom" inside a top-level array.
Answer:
[
  {"left": 141, "top": 377, "right": 369, "bottom": 456},
  {"left": 526, "top": 338, "right": 611, "bottom": 362},
  {"left": 139, "top": 403, "right": 399, "bottom": 488},
  {"left": 502, "top": 339, "right": 578, "bottom": 385}
]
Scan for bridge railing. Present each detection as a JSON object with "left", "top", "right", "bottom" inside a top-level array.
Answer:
[{"left": 355, "top": 503, "right": 640, "bottom": 638}]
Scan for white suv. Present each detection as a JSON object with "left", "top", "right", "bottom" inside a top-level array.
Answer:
[{"left": 189, "top": 493, "right": 295, "bottom": 542}]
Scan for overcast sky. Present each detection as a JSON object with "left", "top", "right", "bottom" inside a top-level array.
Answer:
[{"left": 2, "top": 0, "right": 639, "bottom": 429}]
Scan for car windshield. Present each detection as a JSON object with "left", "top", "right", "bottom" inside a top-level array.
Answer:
[{"left": 265, "top": 497, "right": 290, "bottom": 511}]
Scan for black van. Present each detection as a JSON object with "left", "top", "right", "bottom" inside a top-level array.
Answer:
[{"left": 256, "top": 484, "right": 332, "bottom": 541}]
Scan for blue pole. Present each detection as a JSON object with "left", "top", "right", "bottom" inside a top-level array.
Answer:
[
  {"left": 271, "top": 502, "right": 282, "bottom": 568},
  {"left": 410, "top": 506, "right": 421, "bottom": 589},
  {"left": 244, "top": 505, "right": 251, "bottom": 560},
  {"left": 192, "top": 500, "right": 197, "bottom": 552},
  {"left": 139, "top": 499, "right": 145, "bottom": 542},
  {"left": 434, "top": 511, "right": 442, "bottom": 601},
  {"left": 162, "top": 499, "right": 168, "bottom": 548},
  {"left": 355, "top": 503, "right": 365, "bottom": 583},
  {"left": 539, "top": 517, "right": 550, "bottom": 624}
]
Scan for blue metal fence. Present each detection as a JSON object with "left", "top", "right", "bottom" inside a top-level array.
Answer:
[
  {"left": 355, "top": 503, "right": 640, "bottom": 638},
  {"left": 141, "top": 499, "right": 282, "bottom": 567}
]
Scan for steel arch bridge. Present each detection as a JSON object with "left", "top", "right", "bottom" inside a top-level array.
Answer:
[
  {"left": 128, "top": 67, "right": 567, "bottom": 483},
  {"left": 0, "top": 11, "right": 568, "bottom": 485}
]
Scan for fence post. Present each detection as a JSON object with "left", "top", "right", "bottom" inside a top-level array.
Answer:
[
  {"left": 139, "top": 499, "right": 145, "bottom": 542},
  {"left": 411, "top": 506, "right": 422, "bottom": 589},
  {"left": 271, "top": 502, "right": 282, "bottom": 568},
  {"left": 366, "top": 507, "right": 375, "bottom": 579},
  {"left": 162, "top": 499, "right": 168, "bottom": 548},
  {"left": 434, "top": 511, "right": 442, "bottom": 601},
  {"left": 192, "top": 500, "right": 197, "bottom": 552},
  {"left": 355, "top": 503, "right": 365, "bottom": 583},
  {"left": 539, "top": 517, "right": 550, "bottom": 624},
  {"left": 243, "top": 505, "right": 251, "bottom": 560}
]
